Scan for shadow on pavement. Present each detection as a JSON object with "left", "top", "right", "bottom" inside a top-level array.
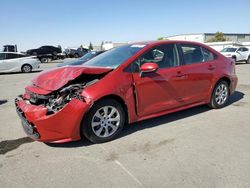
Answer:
[
  {"left": 47, "top": 90, "right": 244, "bottom": 148},
  {"left": 0, "top": 137, "right": 34, "bottom": 155},
  {"left": 0, "top": 100, "right": 8, "bottom": 105},
  {"left": 0, "top": 70, "right": 42, "bottom": 75}
]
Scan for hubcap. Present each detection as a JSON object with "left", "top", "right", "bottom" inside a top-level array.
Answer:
[
  {"left": 23, "top": 65, "right": 31, "bottom": 72},
  {"left": 91, "top": 106, "right": 120, "bottom": 138},
  {"left": 215, "top": 84, "right": 228, "bottom": 105}
]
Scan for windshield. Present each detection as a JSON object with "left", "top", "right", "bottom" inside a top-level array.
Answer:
[
  {"left": 79, "top": 51, "right": 98, "bottom": 61},
  {"left": 83, "top": 44, "right": 146, "bottom": 68},
  {"left": 221, "top": 48, "right": 237, "bottom": 52}
]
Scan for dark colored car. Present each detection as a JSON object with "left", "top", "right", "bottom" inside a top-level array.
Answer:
[
  {"left": 26, "top": 46, "right": 62, "bottom": 56},
  {"left": 57, "top": 51, "right": 106, "bottom": 67},
  {"left": 65, "top": 47, "right": 89, "bottom": 58},
  {"left": 15, "top": 41, "right": 237, "bottom": 144}
]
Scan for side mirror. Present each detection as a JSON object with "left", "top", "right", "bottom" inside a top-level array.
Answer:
[{"left": 140, "top": 62, "right": 159, "bottom": 74}]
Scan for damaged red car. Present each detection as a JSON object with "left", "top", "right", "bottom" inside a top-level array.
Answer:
[{"left": 15, "top": 41, "right": 238, "bottom": 143}]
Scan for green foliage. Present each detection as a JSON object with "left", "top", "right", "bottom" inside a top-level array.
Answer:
[
  {"left": 89, "top": 42, "right": 93, "bottom": 50},
  {"left": 157, "top": 37, "right": 165, "bottom": 40},
  {"left": 207, "top": 32, "right": 226, "bottom": 42}
]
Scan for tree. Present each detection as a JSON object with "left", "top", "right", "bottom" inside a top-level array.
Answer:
[
  {"left": 207, "top": 32, "right": 226, "bottom": 42},
  {"left": 89, "top": 42, "right": 93, "bottom": 50},
  {"left": 100, "top": 41, "right": 104, "bottom": 50},
  {"left": 157, "top": 37, "right": 165, "bottom": 40}
]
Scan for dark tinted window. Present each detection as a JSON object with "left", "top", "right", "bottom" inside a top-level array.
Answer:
[
  {"left": 18, "top": 54, "right": 26, "bottom": 58},
  {"left": 132, "top": 44, "right": 179, "bottom": 71},
  {"left": 202, "top": 47, "right": 216, "bottom": 61},
  {"left": 238, "top": 48, "right": 244, "bottom": 52},
  {"left": 242, "top": 48, "right": 249, "bottom": 52},
  {"left": 6, "top": 53, "right": 19, "bottom": 59},
  {"left": 180, "top": 44, "right": 204, "bottom": 64},
  {"left": 0, "top": 53, "right": 6, "bottom": 60}
]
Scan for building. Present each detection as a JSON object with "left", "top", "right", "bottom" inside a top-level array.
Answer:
[
  {"left": 165, "top": 33, "right": 250, "bottom": 43},
  {"left": 164, "top": 33, "right": 250, "bottom": 51}
]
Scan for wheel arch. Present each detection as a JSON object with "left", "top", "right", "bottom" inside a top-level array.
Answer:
[
  {"left": 210, "top": 76, "right": 231, "bottom": 99},
  {"left": 21, "top": 63, "right": 32, "bottom": 72},
  {"left": 95, "top": 94, "right": 129, "bottom": 124}
]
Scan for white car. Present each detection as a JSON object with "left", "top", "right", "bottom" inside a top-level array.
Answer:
[
  {"left": 220, "top": 47, "right": 250, "bottom": 64},
  {"left": 0, "top": 52, "right": 40, "bottom": 73}
]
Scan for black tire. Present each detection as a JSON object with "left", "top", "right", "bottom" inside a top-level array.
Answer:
[
  {"left": 74, "top": 53, "right": 79, "bottom": 58},
  {"left": 247, "top": 56, "right": 250, "bottom": 64},
  {"left": 21, "top": 64, "right": 32, "bottom": 73},
  {"left": 40, "top": 57, "right": 49, "bottom": 63},
  {"left": 209, "top": 80, "right": 229, "bottom": 109},
  {"left": 232, "top": 56, "right": 236, "bottom": 62},
  {"left": 81, "top": 99, "right": 125, "bottom": 143}
]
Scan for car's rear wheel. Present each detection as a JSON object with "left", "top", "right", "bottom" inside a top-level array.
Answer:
[
  {"left": 21, "top": 64, "right": 32, "bottom": 73},
  {"left": 40, "top": 57, "right": 49, "bottom": 63},
  {"left": 209, "top": 80, "right": 229, "bottom": 109},
  {"left": 81, "top": 99, "right": 125, "bottom": 143}
]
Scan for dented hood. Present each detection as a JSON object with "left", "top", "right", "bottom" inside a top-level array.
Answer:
[{"left": 31, "top": 66, "right": 112, "bottom": 91}]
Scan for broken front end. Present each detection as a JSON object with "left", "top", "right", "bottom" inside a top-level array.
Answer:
[{"left": 15, "top": 82, "right": 94, "bottom": 143}]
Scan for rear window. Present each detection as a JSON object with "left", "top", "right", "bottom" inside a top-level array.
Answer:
[{"left": 180, "top": 44, "right": 216, "bottom": 64}]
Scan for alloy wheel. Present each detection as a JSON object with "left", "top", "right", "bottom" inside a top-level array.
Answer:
[{"left": 91, "top": 106, "right": 121, "bottom": 138}]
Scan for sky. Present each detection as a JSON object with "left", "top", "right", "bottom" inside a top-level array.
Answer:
[{"left": 0, "top": 0, "right": 250, "bottom": 51}]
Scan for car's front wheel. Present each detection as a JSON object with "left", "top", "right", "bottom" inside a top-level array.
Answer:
[
  {"left": 209, "top": 80, "right": 229, "bottom": 109},
  {"left": 81, "top": 99, "right": 125, "bottom": 143},
  {"left": 21, "top": 64, "right": 32, "bottom": 73}
]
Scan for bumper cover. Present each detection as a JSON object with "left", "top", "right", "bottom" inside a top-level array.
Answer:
[{"left": 15, "top": 97, "right": 90, "bottom": 143}]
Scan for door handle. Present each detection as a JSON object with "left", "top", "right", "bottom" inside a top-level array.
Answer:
[
  {"left": 174, "top": 71, "right": 187, "bottom": 79},
  {"left": 208, "top": 65, "right": 215, "bottom": 70}
]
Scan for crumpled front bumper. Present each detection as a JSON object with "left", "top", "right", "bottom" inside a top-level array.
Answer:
[{"left": 15, "top": 96, "right": 91, "bottom": 143}]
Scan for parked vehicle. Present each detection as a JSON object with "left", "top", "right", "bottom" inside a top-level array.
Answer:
[
  {"left": 3, "top": 45, "right": 17, "bottom": 52},
  {"left": 0, "top": 52, "right": 40, "bottom": 73},
  {"left": 26, "top": 46, "right": 62, "bottom": 56},
  {"left": 65, "top": 47, "right": 89, "bottom": 58},
  {"left": 221, "top": 47, "right": 250, "bottom": 63},
  {"left": 57, "top": 51, "right": 106, "bottom": 67},
  {"left": 15, "top": 41, "right": 237, "bottom": 143}
]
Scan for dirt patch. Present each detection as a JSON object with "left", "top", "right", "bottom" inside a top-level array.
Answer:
[
  {"left": 106, "top": 152, "right": 119, "bottom": 161},
  {"left": 233, "top": 101, "right": 248, "bottom": 107},
  {"left": 0, "top": 137, "right": 34, "bottom": 155},
  {"left": 129, "top": 138, "right": 175, "bottom": 154}
]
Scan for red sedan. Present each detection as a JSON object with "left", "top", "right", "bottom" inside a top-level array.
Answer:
[{"left": 15, "top": 41, "right": 238, "bottom": 143}]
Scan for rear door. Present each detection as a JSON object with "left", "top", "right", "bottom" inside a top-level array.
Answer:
[
  {"left": 131, "top": 43, "right": 189, "bottom": 117},
  {"left": 178, "top": 43, "right": 217, "bottom": 104}
]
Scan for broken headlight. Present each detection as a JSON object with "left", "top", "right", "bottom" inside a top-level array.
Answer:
[{"left": 46, "top": 84, "right": 85, "bottom": 113}]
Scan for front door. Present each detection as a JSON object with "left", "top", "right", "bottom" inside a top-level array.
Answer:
[{"left": 132, "top": 44, "right": 188, "bottom": 117}]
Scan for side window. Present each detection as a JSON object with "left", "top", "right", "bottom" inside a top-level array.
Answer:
[
  {"left": 0, "top": 53, "right": 6, "bottom": 60},
  {"left": 242, "top": 48, "right": 249, "bottom": 52},
  {"left": 18, "top": 54, "right": 26, "bottom": 58},
  {"left": 132, "top": 44, "right": 179, "bottom": 72},
  {"left": 238, "top": 48, "right": 243, "bottom": 52},
  {"left": 202, "top": 47, "right": 216, "bottom": 62},
  {"left": 6, "top": 53, "right": 19, "bottom": 59},
  {"left": 180, "top": 44, "right": 204, "bottom": 64}
]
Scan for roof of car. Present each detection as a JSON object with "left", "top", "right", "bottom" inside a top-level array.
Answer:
[{"left": 131, "top": 40, "right": 207, "bottom": 46}]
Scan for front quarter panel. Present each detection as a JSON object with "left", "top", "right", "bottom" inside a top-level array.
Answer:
[{"left": 82, "top": 69, "right": 138, "bottom": 123}]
